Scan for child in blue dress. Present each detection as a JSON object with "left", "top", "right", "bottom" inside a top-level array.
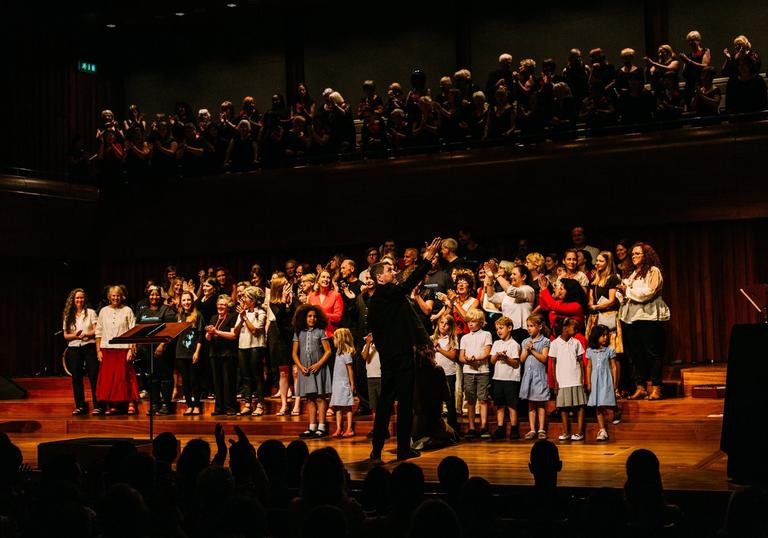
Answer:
[
  {"left": 292, "top": 304, "right": 332, "bottom": 438},
  {"left": 586, "top": 324, "right": 618, "bottom": 442},
  {"left": 519, "top": 315, "right": 551, "bottom": 440},
  {"left": 330, "top": 328, "right": 356, "bottom": 437}
]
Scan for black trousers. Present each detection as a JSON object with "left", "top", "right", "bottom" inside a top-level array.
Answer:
[
  {"left": 372, "top": 352, "right": 415, "bottom": 457},
  {"left": 211, "top": 355, "right": 237, "bottom": 412},
  {"left": 353, "top": 352, "right": 371, "bottom": 412},
  {"left": 176, "top": 358, "right": 200, "bottom": 408},
  {"left": 444, "top": 374, "right": 458, "bottom": 431},
  {"left": 67, "top": 345, "right": 100, "bottom": 409},
  {"left": 622, "top": 320, "right": 666, "bottom": 387},
  {"left": 150, "top": 348, "right": 175, "bottom": 406},
  {"left": 238, "top": 347, "right": 266, "bottom": 404}
]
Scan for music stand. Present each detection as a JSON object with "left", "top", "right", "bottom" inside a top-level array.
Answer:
[
  {"left": 739, "top": 284, "right": 768, "bottom": 323},
  {"left": 111, "top": 322, "right": 190, "bottom": 440}
]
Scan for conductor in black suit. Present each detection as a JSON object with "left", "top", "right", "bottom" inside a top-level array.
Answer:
[{"left": 367, "top": 237, "right": 442, "bottom": 462}]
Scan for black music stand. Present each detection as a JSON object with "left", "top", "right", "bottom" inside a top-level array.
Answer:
[
  {"left": 739, "top": 284, "right": 768, "bottom": 323},
  {"left": 111, "top": 322, "right": 190, "bottom": 440}
]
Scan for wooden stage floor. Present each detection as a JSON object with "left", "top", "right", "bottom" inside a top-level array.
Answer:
[{"left": 2, "top": 377, "right": 732, "bottom": 492}]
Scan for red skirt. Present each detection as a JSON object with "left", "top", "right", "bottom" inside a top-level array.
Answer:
[{"left": 96, "top": 348, "right": 139, "bottom": 402}]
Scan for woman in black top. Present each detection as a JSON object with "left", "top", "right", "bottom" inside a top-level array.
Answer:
[
  {"left": 292, "top": 82, "right": 316, "bottom": 120},
  {"left": 123, "top": 127, "right": 151, "bottom": 182},
  {"left": 225, "top": 120, "right": 258, "bottom": 172},
  {"left": 195, "top": 278, "right": 218, "bottom": 400},
  {"left": 123, "top": 104, "right": 146, "bottom": 134},
  {"left": 469, "top": 91, "right": 488, "bottom": 140},
  {"left": 178, "top": 123, "right": 205, "bottom": 178},
  {"left": 200, "top": 123, "right": 228, "bottom": 174},
  {"left": 689, "top": 67, "right": 721, "bottom": 116},
  {"left": 485, "top": 86, "right": 515, "bottom": 141},
  {"left": 268, "top": 276, "right": 298, "bottom": 415},
  {"left": 726, "top": 56, "right": 768, "bottom": 114},
  {"left": 679, "top": 30, "right": 711, "bottom": 102},
  {"left": 644, "top": 45, "right": 680, "bottom": 95},
  {"left": 205, "top": 295, "right": 238, "bottom": 415},
  {"left": 151, "top": 122, "right": 178, "bottom": 179},
  {"left": 176, "top": 291, "right": 204, "bottom": 415},
  {"left": 136, "top": 286, "right": 178, "bottom": 414}
]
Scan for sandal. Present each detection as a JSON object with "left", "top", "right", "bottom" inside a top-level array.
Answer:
[
  {"left": 191, "top": 407, "right": 201, "bottom": 415},
  {"left": 253, "top": 404, "right": 264, "bottom": 416},
  {"left": 91, "top": 408, "right": 104, "bottom": 415},
  {"left": 105, "top": 407, "right": 119, "bottom": 416},
  {"left": 238, "top": 404, "right": 252, "bottom": 416},
  {"left": 291, "top": 408, "right": 301, "bottom": 416},
  {"left": 276, "top": 407, "right": 287, "bottom": 416},
  {"left": 127, "top": 404, "right": 137, "bottom": 415},
  {"left": 183, "top": 407, "right": 194, "bottom": 416},
  {"left": 342, "top": 430, "right": 355, "bottom": 438},
  {"left": 72, "top": 407, "right": 86, "bottom": 416}
]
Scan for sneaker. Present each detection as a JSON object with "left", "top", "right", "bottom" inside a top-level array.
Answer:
[
  {"left": 612, "top": 408, "right": 622, "bottom": 425},
  {"left": 596, "top": 429, "right": 609, "bottom": 442},
  {"left": 570, "top": 433, "right": 584, "bottom": 441},
  {"left": 524, "top": 430, "right": 537, "bottom": 440},
  {"left": 537, "top": 430, "right": 547, "bottom": 440},
  {"left": 558, "top": 433, "right": 571, "bottom": 441},
  {"left": 479, "top": 428, "right": 492, "bottom": 440},
  {"left": 465, "top": 429, "right": 478, "bottom": 439},
  {"left": 492, "top": 428, "right": 506, "bottom": 441}
]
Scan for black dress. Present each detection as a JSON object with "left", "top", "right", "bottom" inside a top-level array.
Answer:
[{"left": 268, "top": 301, "right": 296, "bottom": 369}]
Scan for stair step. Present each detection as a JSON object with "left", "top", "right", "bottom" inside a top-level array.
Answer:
[{"left": 680, "top": 365, "right": 727, "bottom": 396}]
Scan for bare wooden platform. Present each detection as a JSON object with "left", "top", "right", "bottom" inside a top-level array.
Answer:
[{"left": 2, "top": 376, "right": 731, "bottom": 492}]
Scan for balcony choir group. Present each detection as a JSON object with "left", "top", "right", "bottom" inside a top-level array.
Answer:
[{"left": 67, "top": 31, "right": 767, "bottom": 180}]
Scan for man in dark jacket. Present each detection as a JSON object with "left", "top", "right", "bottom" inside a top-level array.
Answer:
[{"left": 367, "top": 237, "right": 442, "bottom": 462}]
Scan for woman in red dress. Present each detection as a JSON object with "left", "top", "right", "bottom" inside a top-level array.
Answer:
[{"left": 95, "top": 285, "right": 139, "bottom": 415}]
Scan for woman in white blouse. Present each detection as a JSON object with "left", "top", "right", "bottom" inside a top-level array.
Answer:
[
  {"left": 95, "top": 285, "right": 139, "bottom": 415},
  {"left": 617, "top": 243, "right": 671, "bottom": 401},
  {"left": 485, "top": 263, "right": 536, "bottom": 343},
  {"left": 62, "top": 288, "right": 101, "bottom": 415}
]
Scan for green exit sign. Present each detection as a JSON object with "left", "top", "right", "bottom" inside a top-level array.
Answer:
[{"left": 78, "top": 61, "right": 97, "bottom": 74}]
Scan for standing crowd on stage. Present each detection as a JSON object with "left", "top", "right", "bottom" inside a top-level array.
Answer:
[
  {"left": 68, "top": 30, "right": 768, "bottom": 180},
  {"left": 62, "top": 227, "right": 669, "bottom": 444}
]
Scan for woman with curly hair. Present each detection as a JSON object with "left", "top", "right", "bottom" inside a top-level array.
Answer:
[
  {"left": 618, "top": 243, "right": 670, "bottom": 400},
  {"left": 441, "top": 269, "right": 479, "bottom": 336},
  {"left": 62, "top": 288, "right": 101, "bottom": 415}
]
